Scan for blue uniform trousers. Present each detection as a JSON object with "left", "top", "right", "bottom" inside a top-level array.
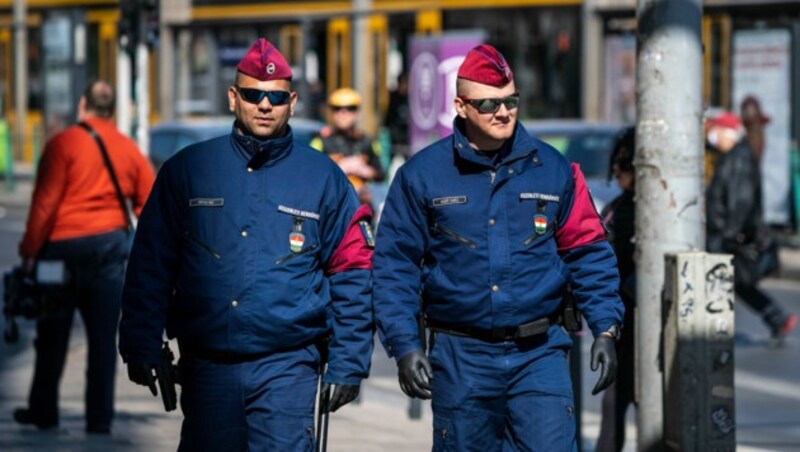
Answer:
[
  {"left": 27, "top": 229, "right": 127, "bottom": 430},
  {"left": 429, "top": 329, "right": 577, "bottom": 452},
  {"left": 177, "top": 342, "right": 322, "bottom": 452}
]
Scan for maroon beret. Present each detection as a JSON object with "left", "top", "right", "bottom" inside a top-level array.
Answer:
[
  {"left": 457, "top": 44, "right": 514, "bottom": 87},
  {"left": 237, "top": 38, "right": 292, "bottom": 81}
]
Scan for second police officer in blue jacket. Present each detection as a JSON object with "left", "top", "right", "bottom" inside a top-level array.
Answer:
[
  {"left": 118, "top": 39, "right": 374, "bottom": 451},
  {"left": 373, "top": 44, "right": 625, "bottom": 451}
]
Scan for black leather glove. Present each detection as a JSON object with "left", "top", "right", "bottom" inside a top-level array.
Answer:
[
  {"left": 127, "top": 362, "right": 158, "bottom": 396},
  {"left": 321, "top": 383, "right": 360, "bottom": 413},
  {"left": 397, "top": 349, "right": 432, "bottom": 400},
  {"left": 590, "top": 335, "right": 618, "bottom": 395}
]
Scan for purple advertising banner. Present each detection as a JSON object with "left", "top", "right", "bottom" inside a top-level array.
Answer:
[{"left": 408, "top": 31, "right": 484, "bottom": 155}]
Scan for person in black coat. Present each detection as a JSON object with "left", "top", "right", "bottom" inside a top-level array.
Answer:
[
  {"left": 596, "top": 127, "right": 637, "bottom": 452},
  {"left": 706, "top": 112, "right": 797, "bottom": 346}
]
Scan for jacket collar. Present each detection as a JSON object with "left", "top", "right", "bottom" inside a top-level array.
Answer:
[
  {"left": 451, "top": 117, "right": 540, "bottom": 171},
  {"left": 230, "top": 123, "right": 294, "bottom": 168}
]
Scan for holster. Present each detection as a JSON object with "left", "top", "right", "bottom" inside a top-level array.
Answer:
[{"left": 561, "top": 285, "right": 583, "bottom": 333}]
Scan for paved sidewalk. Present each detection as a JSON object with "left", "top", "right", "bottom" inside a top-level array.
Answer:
[{"left": 0, "top": 163, "right": 34, "bottom": 209}]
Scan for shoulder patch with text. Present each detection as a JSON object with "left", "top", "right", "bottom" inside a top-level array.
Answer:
[
  {"left": 277, "top": 205, "right": 321, "bottom": 221},
  {"left": 519, "top": 193, "right": 560, "bottom": 202}
]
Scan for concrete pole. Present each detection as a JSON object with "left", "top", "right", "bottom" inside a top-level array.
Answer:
[
  {"left": 117, "top": 44, "right": 133, "bottom": 136},
  {"left": 135, "top": 30, "right": 149, "bottom": 155},
  {"left": 13, "top": 0, "right": 27, "bottom": 162},
  {"left": 176, "top": 29, "right": 191, "bottom": 117},
  {"left": 352, "top": 0, "right": 371, "bottom": 131},
  {"left": 634, "top": 1, "right": 704, "bottom": 450},
  {"left": 158, "top": 24, "right": 174, "bottom": 121}
]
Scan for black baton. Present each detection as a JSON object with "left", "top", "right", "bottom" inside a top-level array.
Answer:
[{"left": 315, "top": 365, "right": 331, "bottom": 452}]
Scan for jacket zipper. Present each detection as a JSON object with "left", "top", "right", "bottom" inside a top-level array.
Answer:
[
  {"left": 185, "top": 230, "right": 221, "bottom": 259},
  {"left": 276, "top": 243, "right": 319, "bottom": 265},
  {"left": 434, "top": 222, "right": 476, "bottom": 249}
]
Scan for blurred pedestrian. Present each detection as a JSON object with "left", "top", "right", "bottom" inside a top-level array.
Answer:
[
  {"left": 373, "top": 44, "right": 624, "bottom": 451},
  {"left": 311, "top": 87, "right": 385, "bottom": 205},
  {"left": 706, "top": 112, "right": 797, "bottom": 346},
  {"left": 14, "top": 80, "right": 155, "bottom": 433},
  {"left": 740, "top": 95, "right": 770, "bottom": 163},
  {"left": 118, "top": 38, "right": 374, "bottom": 450},
  {"left": 596, "top": 127, "right": 637, "bottom": 452}
]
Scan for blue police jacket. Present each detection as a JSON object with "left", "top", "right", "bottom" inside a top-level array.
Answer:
[
  {"left": 119, "top": 125, "right": 374, "bottom": 386},
  {"left": 374, "top": 118, "right": 624, "bottom": 360}
]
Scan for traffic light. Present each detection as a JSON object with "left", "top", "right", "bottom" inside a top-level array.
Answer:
[
  {"left": 118, "top": 0, "right": 139, "bottom": 55},
  {"left": 118, "top": 0, "right": 159, "bottom": 52},
  {"left": 143, "top": 0, "right": 160, "bottom": 49}
]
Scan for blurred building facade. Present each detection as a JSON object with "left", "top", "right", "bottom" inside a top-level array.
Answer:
[
  {"left": 0, "top": 0, "right": 798, "bottom": 172},
  {"left": 583, "top": 0, "right": 800, "bottom": 225}
]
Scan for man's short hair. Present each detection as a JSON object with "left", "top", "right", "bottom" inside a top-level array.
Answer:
[{"left": 83, "top": 81, "right": 115, "bottom": 118}]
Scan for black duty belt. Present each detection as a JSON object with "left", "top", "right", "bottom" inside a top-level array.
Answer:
[{"left": 427, "top": 313, "right": 561, "bottom": 342}]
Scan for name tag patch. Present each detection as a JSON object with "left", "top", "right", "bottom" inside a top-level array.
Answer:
[
  {"left": 189, "top": 198, "right": 224, "bottom": 207},
  {"left": 432, "top": 196, "right": 467, "bottom": 207},
  {"left": 277, "top": 205, "right": 321, "bottom": 221},
  {"left": 520, "top": 193, "right": 560, "bottom": 203}
]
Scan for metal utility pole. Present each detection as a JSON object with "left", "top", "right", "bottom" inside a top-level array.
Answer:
[
  {"left": 13, "top": 0, "right": 27, "bottom": 163},
  {"left": 135, "top": 28, "right": 149, "bottom": 156},
  {"left": 117, "top": 42, "right": 133, "bottom": 136},
  {"left": 353, "top": 0, "right": 371, "bottom": 132},
  {"left": 635, "top": 1, "right": 704, "bottom": 450}
]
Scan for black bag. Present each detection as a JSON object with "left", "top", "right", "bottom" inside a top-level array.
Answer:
[{"left": 3, "top": 263, "right": 68, "bottom": 343}]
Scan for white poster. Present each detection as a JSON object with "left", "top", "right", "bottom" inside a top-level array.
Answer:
[
  {"left": 603, "top": 34, "right": 636, "bottom": 124},
  {"left": 732, "top": 29, "right": 792, "bottom": 225}
]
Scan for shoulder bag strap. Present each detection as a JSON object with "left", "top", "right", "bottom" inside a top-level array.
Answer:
[{"left": 78, "top": 121, "right": 134, "bottom": 231}]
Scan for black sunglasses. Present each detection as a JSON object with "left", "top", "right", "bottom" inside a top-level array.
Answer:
[
  {"left": 236, "top": 86, "right": 291, "bottom": 106},
  {"left": 459, "top": 92, "right": 520, "bottom": 114},
  {"left": 331, "top": 105, "right": 359, "bottom": 113}
]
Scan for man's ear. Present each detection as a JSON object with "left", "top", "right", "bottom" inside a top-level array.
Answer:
[
  {"left": 76, "top": 96, "right": 88, "bottom": 120},
  {"left": 454, "top": 97, "right": 468, "bottom": 119},
  {"left": 290, "top": 91, "right": 298, "bottom": 116},
  {"left": 227, "top": 86, "right": 237, "bottom": 112}
]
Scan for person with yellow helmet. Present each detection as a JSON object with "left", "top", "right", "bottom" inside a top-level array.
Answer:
[{"left": 311, "top": 88, "right": 385, "bottom": 204}]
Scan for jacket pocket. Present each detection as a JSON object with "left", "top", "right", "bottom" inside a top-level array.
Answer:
[
  {"left": 185, "top": 230, "right": 221, "bottom": 259},
  {"left": 433, "top": 222, "right": 476, "bottom": 249},
  {"left": 276, "top": 243, "right": 319, "bottom": 265}
]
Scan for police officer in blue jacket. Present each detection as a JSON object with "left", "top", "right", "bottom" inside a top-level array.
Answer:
[
  {"left": 373, "top": 44, "right": 624, "bottom": 451},
  {"left": 119, "top": 39, "right": 374, "bottom": 451}
]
